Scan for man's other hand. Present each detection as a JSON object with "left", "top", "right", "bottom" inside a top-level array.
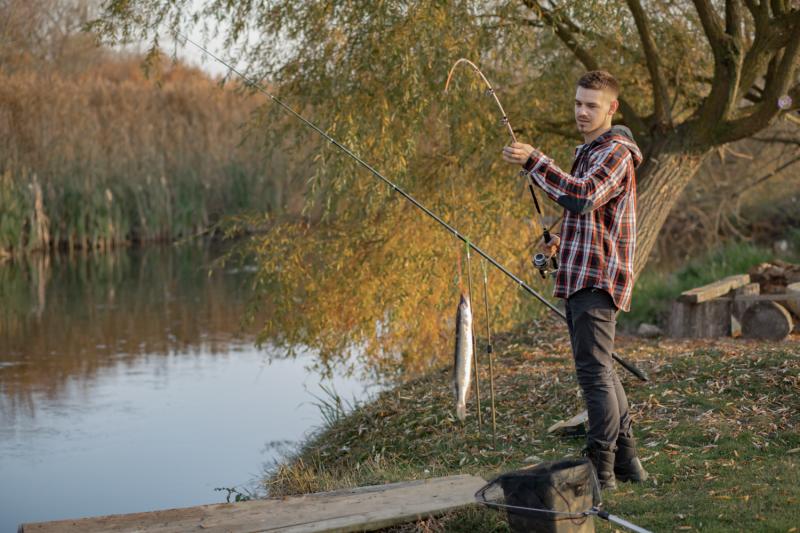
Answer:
[
  {"left": 539, "top": 234, "right": 560, "bottom": 257},
  {"left": 502, "top": 142, "right": 536, "bottom": 165}
]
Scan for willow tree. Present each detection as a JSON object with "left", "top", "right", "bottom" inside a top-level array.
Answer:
[
  {"left": 518, "top": 0, "right": 800, "bottom": 276},
  {"left": 93, "top": 1, "right": 800, "bottom": 375}
]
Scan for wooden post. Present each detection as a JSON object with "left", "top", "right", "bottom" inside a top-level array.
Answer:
[
  {"left": 731, "top": 283, "right": 760, "bottom": 338},
  {"left": 732, "top": 282, "right": 761, "bottom": 320},
  {"left": 667, "top": 298, "right": 732, "bottom": 338}
]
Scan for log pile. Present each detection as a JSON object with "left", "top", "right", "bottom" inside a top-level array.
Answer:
[
  {"left": 748, "top": 260, "right": 800, "bottom": 293},
  {"left": 668, "top": 262, "right": 800, "bottom": 341}
]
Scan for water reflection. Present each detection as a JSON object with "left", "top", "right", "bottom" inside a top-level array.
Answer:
[
  {"left": 1, "top": 245, "right": 251, "bottom": 421},
  {"left": 0, "top": 245, "right": 373, "bottom": 531}
]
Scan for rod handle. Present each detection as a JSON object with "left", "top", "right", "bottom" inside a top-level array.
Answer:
[{"left": 612, "top": 353, "right": 649, "bottom": 382}]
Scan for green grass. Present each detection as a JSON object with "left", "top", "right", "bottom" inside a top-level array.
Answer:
[
  {"left": 264, "top": 323, "right": 800, "bottom": 532},
  {"left": 623, "top": 241, "right": 793, "bottom": 329}
]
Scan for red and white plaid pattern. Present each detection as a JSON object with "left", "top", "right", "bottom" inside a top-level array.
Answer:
[{"left": 524, "top": 127, "right": 642, "bottom": 312}]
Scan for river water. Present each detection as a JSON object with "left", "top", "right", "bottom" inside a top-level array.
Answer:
[{"left": 0, "top": 245, "right": 376, "bottom": 532}]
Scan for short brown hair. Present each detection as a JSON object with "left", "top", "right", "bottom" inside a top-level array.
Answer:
[{"left": 577, "top": 71, "right": 619, "bottom": 97}]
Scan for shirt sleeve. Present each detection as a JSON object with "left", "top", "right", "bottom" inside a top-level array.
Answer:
[{"left": 524, "top": 143, "right": 631, "bottom": 215}]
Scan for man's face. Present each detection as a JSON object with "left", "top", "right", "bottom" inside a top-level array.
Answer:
[{"left": 574, "top": 86, "right": 617, "bottom": 135}]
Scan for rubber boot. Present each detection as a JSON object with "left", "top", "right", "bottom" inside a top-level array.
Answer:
[
  {"left": 615, "top": 432, "right": 649, "bottom": 483},
  {"left": 585, "top": 446, "right": 617, "bottom": 491}
]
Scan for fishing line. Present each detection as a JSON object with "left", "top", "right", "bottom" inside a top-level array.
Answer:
[
  {"left": 176, "top": 34, "right": 647, "bottom": 382},
  {"left": 174, "top": 34, "right": 563, "bottom": 313},
  {"left": 448, "top": 173, "right": 483, "bottom": 431},
  {"left": 464, "top": 240, "right": 482, "bottom": 431},
  {"left": 444, "top": 58, "right": 555, "bottom": 268},
  {"left": 481, "top": 259, "right": 498, "bottom": 444}
]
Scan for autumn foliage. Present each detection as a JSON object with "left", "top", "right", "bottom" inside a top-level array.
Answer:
[{"left": 0, "top": 29, "right": 280, "bottom": 254}]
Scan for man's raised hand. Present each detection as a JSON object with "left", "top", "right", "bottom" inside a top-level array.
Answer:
[{"left": 502, "top": 142, "right": 536, "bottom": 166}]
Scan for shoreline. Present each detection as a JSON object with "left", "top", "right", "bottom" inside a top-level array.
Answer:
[{"left": 265, "top": 319, "right": 800, "bottom": 531}]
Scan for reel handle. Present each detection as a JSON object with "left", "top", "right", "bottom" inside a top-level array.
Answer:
[{"left": 542, "top": 229, "right": 559, "bottom": 274}]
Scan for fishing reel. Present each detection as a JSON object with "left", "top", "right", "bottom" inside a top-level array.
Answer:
[
  {"left": 533, "top": 230, "right": 559, "bottom": 279},
  {"left": 533, "top": 252, "right": 558, "bottom": 278}
]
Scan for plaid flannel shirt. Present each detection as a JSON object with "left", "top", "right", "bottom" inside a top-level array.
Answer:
[{"left": 524, "top": 126, "right": 642, "bottom": 312}]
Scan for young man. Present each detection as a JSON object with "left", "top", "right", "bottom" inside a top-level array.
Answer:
[{"left": 502, "top": 70, "right": 648, "bottom": 490}]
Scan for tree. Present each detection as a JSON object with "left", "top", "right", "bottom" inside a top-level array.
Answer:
[
  {"left": 91, "top": 1, "right": 800, "bottom": 374},
  {"left": 518, "top": 0, "right": 800, "bottom": 276}
]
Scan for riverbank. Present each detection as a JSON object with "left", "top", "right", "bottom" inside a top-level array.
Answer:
[{"left": 265, "top": 317, "right": 800, "bottom": 532}]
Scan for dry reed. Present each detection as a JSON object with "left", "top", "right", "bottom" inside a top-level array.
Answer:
[{"left": 0, "top": 55, "right": 287, "bottom": 254}]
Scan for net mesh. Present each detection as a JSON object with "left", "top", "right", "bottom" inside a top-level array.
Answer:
[{"left": 475, "top": 458, "right": 601, "bottom": 533}]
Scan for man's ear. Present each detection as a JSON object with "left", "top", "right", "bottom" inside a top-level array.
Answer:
[{"left": 609, "top": 98, "right": 619, "bottom": 116}]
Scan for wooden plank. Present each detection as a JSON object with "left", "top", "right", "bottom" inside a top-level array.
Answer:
[
  {"left": 19, "top": 475, "right": 486, "bottom": 533},
  {"left": 547, "top": 410, "right": 588, "bottom": 434},
  {"left": 678, "top": 274, "right": 750, "bottom": 303},
  {"left": 719, "top": 293, "right": 800, "bottom": 303}
]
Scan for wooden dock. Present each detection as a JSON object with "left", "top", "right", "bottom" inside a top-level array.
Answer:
[{"left": 19, "top": 474, "right": 486, "bottom": 533}]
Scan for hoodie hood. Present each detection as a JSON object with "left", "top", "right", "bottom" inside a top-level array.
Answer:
[{"left": 591, "top": 125, "right": 643, "bottom": 168}]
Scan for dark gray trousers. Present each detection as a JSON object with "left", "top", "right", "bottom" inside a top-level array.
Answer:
[{"left": 565, "top": 287, "right": 631, "bottom": 451}]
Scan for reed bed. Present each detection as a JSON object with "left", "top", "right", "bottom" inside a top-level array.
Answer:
[{"left": 0, "top": 57, "right": 286, "bottom": 255}]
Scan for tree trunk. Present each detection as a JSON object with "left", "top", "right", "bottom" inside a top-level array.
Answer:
[{"left": 633, "top": 139, "right": 710, "bottom": 279}]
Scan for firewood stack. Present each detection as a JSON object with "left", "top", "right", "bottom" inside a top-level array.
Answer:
[
  {"left": 668, "top": 261, "right": 800, "bottom": 341},
  {"left": 748, "top": 260, "right": 800, "bottom": 293}
]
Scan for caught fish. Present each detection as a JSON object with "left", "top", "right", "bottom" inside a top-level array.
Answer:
[{"left": 453, "top": 293, "right": 474, "bottom": 421}]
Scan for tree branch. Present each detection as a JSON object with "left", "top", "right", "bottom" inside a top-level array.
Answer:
[
  {"left": 692, "top": 0, "right": 748, "bottom": 134},
  {"left": 732, "top": 153, "right": 800, "bottom": 196},
  {"left": 520, "top": 0, "right": 649, "bottom": 139},
  {"left": 725, "top": 0, "right": 745, "bottom": 40},
  {"left": 751, "top": 135, "right": 800, "bottom": 146},
  {"left": 738, "top": 8, "right": 800, "bottom": 105},
  {"left": 625, "top": 0, "right": 672, "bottom": 127},
  {"left": 692, "top": 0, "right": 726, "bottom": 47},
  {"left": 717, "top": 24, "right": 800, "bottom": 143},
  {"left": 525, "top": 119, "right": 577, "bottom": 141}
]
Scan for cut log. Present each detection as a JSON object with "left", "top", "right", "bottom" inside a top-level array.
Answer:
[
  {"left": 678, "top": 274, "right": 750, "bottom": 304},
  {"left": 741, "top": 302, "right": 793, "bottom": 341},
  {"left": 667, "top": 298, "right": 732, "bottom": 338}
]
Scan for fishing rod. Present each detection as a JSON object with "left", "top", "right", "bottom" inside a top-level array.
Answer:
[
  {"left": 445, "top": 59, "right": 558, "bottom": 279},
  {"left": 177, "top": 34, "right": 647, "bottom": 382}
]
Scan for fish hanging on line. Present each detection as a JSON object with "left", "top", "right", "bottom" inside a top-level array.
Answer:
[{"left": 453, "top": 293, "right": 474, "bottom": 421}]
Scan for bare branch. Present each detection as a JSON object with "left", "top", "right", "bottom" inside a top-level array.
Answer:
[
  {"left": 725, "top": 0, "right": 745, "bottom": 40},
  {"left": 732, "top": 153, "right": 800, "bottom": 196},
  {"left": 717, "top": 25, "right": 800, "bottom": 143},
  {"left": 742, "top": 0, "right": 759, "bottom": 18},
  {"left": 625, "top": 0, "right": 672, "bottom": 126},
  {"left": 692, "top": 0, "right": 726, "bottom": 47},
  {"left": 738, "top": 9, "right": 800, "bottom": 103},
  {"left": 691, "top": 0, "right": 746, "bottom": 132},
  {"left": 751, "top": 135, "right": 800, "bottom": 145}
]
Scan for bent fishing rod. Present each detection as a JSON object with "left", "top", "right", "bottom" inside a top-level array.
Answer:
[
  {"left": 445, "top": 58, "right": 558, "bottom": 279},
  {"left": 177, "top": 34, "right": 647, "bottom": 382}
]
